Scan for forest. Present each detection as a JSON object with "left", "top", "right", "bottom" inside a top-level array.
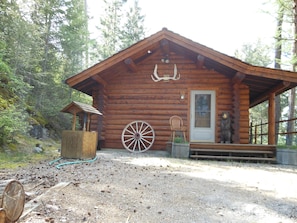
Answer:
[
  {"left": 0, "top": 0, "right": 297, "bottom": 150},
  {"left": 0, "top": 0, "right": 145, "bottom": 149}
]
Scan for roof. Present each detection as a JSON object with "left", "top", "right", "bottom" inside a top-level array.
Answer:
[
  {"left": 61, "top": 101, "right": 102, "bottom": 115},
  {"left": 66, "top": 28, "right": 297, "bottom": 107}
]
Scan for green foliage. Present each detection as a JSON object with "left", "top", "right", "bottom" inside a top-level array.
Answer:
[
  {"left": 174, "top": 136, "right": 187, "bottom": 144},
  {"left": 0, "top": 0, "right": 146, "bottom": 144},
  {"left": 97, "top": 0, "right": 125, "bottom": 60},
  {"left": 96, "top": 0, "right": 146, "bottom": 61},
  {"left": 0, "top": 105, "right": 30, "bottom": 145},
  {"left": 120, "top": 0, "right": 145, "bottom": 49},
  {"left": 234, "top": 39, "right": 273, "bottom": 67},
  {"left": 0, "top": 136, "right": 60, "bottom": 169}
]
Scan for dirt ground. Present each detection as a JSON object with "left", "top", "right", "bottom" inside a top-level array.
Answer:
[{"left": 1, "top": 149, "right": 297, "bottom": 223}]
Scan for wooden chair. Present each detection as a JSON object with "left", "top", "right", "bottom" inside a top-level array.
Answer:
[{"left": 169, "top": 115, "right": 187, "bottom": 142}]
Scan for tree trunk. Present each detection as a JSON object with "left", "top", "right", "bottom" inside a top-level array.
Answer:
[
  {"left": 286, "top": 88, "right": 295, "bottom": 145},
  {"left": 286, "top": 0, "right": 297, "bottom": 145},
  {"left": 274, "top": 3, "right": 284, "bottom": 144}
]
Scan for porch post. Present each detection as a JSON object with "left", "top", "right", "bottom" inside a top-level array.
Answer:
[
  {"left": 232, "top": 72, "right": 245, "bottom": 144},
  {"left": 268, "top": 93, "right": 276, "bottom": 145}
]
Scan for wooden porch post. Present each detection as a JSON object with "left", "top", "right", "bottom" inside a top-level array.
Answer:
[
  {"left": 268, "top": 93, "right": 276, "bottom": 145},
  {"left": 232, "top": 72, "right": 245, "bottom": 144},
  {"left": 232, "top": 83, "right": 240, "bottom": 143},
  {"left": 72, "top": 113, "right": 76, "bottom": 131}
]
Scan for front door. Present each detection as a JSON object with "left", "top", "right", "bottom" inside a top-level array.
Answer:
[{"left": 190, "top": 90, "right": 216, "bottom": 142}]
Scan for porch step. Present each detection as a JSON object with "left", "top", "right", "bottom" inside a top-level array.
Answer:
[
  {"left": 191, "top": 149, "right": 275, "bottom": 154},
  {"left": 190, "top": 154, "right": 276, "bottom": 162},
  {"left": 189, "top": 143, "right": 276, "bottom": 163}
]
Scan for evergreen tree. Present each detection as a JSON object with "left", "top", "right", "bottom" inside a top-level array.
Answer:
[
  {"left": 234, "top": 39, "right": 273, "bottom": 67},
  {"left": 96, "top": 0, "right": 145, "bottom": 60},
  {"left": 120, "top": 0, "right": 145, "bottom": 49},
  {"left": 97, "top": 0, "right": 126, "bottom": 60}
]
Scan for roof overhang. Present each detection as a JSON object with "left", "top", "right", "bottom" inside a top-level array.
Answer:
[{"left": 66, "top": 28, "right": 297, "bottom": 108}]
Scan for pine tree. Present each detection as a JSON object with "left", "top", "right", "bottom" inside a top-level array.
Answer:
[
  {"left": 120, "top": 0, "right": 145, "bottom": 49},
  {"left": 97, "top": 0, "right": 125, "bottom": 60}
]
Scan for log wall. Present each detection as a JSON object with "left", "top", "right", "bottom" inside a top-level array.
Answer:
[{"left": 91, "top": 51, "right": 250, "bottom": 150}]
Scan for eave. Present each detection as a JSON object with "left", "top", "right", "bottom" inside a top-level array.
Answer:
[{"left": 66, "top": 28, "right": 297, "bottom": 107}]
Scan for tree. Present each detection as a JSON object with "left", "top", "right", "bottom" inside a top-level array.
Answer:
[
  {"left": 0, "top": 39, "right": 30, "bottom": 146},
  {"left": 120, "top": 0, "right": 145, "bottom": 49},
  {"left": 285, "top": 0, "right": 297, "bottom": 145},
  {"left": 0, "top": 0, "right": 93, "bottom": 141},
  {"left": 234, "top": 39, "right": 273, "bottom": 67},
  {"left": 235, "top": 40, "right": 273, "bottom": 143},
  {"left": 96, "top": 0, "right": 145, "bottom": 61},
  {"left": 274, "top": 0, "right": 285, "bottom": 144},
  {"left": 97, "top": 0, "right": 126, "bottom": 60}
]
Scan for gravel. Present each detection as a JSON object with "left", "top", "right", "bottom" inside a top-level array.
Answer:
[{"left": 1, "top": 149, "right": 297, "bottom": 223}]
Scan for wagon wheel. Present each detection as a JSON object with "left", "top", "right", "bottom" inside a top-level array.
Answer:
[
  {"left": 121, "top": 120, "right": 155, "bottom": 153},
  {"left": 1, "top": 180, "right": 25, "bottom": 222}
]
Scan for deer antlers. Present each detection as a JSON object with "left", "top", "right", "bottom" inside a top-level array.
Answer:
[{"left": 151, "top": 64, "right": 180, "bottom": 82}]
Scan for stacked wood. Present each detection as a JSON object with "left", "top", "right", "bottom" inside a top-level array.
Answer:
[{"left": 89, "top": 51, "right": 249, "bottom": 150}]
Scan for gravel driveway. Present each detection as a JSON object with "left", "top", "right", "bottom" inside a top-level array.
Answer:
[{"left": 1, "top": 149, "right": 297, "bottom": 223}]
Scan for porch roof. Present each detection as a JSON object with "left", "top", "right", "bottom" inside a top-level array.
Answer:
[{"left": 66, "top": 28, "right": 297, "bottom": 107}]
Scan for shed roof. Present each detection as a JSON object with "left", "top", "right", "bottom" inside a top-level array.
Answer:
[
  {"left": 66, "top": 28, "right": 297, "bottom": 107},
  {"left": 61, "top": 101, "right": 102, "bottom": 115}
]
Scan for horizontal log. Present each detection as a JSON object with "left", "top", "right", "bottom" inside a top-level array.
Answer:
[
  {"left": 106, "top": 103, "right": 186, "bottom": 111},
  {"left": 90, "top": 55, "right": 251, "bottom": 149},
  {"left": 105, "top": 141, "right": 168, "bottom": 150},
  {"left": 104, "top": 109, "right": 188, "bottom": 116}
]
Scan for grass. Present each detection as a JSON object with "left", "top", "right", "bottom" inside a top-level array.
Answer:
[
  {"left": 0, "top": 135, "right": 60, "bottom": 170},
  {"left": 277, "top": 145, "right": 297, "bottom": 150}
]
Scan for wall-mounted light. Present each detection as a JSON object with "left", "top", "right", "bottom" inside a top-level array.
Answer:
[
  {"left": 161, "top": 54, "right": 170, "bottom": 63},
  {"left": 180, "top": 91, "right": 185, "bottom": 100}
]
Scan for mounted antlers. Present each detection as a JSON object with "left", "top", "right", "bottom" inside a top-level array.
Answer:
[{"left": 151, "top": 64, "right": 181, "bottom": 82}]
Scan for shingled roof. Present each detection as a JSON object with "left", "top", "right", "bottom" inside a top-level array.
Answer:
[{"left": 61, "top": 101, "right": 102, "bottom": 116}]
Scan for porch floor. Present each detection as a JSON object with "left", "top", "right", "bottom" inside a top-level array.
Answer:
[{"left": 189, "top": 143, "right": 276, "bottom": 163}]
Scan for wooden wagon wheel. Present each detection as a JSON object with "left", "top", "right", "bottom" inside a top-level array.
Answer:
[
  {"left": 121, "top": 120, "right": 155, "bottom": 153},
  {"left": 1, "top": 180, "right": 25, "bottom": 223}
]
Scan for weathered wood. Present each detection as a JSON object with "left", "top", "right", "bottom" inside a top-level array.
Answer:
[
  {"left": 0, "top": 209, "right": 5, "bottom": 223},
  {"left": 232, "top": 83, "right": 240, "bottom": 143},
  {"left": 250, "top": 81, "right": 290, "bottom": 107},
  {"left": 190, "top": 143, "right": 276, "bottom": 151},
  {"left": 72, "top": 113, "right": 76, "bottom": 131},
  {"left": 20, "top": 182, "right": 70, "bottom": 221},
  {"left": 190, "top": 155, "right": 276, "bottom": 162},
  {"left": 78, "top": 45, "right": 248, "bottom": 149},
  {"left": 191, "top": 149, "right": 274, "bottom": 154},
  {"left": 92, "top": 74, "right": 107, "bottom": 86},
  {"left": 232, "top": 72, "right": 245, "bottom": 84},
  {"left": 1, "top": 180, "right": 25, "bottom": 223},
  {"left": 190, "top": 143, "right": 276, "bottom": 162},
  {"left": 268, "top": 93, "right": 276, "bottom": 145},
  {"left": 160, "top": 39, "right": 170, "bottom": 56},
  {"left": 196, "top": 55, "right": 205, "bottom": 69},
  {"left": 61, "top": 131, "right": 98, "bottom": 159},
  {"left": 124, "top": 58, "right": 138, "bottom": 72}
]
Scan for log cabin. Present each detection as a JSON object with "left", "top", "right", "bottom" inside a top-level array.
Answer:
[{"left": 65, "top": 28, "right": 297, "bottom": 161}]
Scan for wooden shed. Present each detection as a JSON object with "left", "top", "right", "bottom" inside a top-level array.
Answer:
[{"left": 65, "top": 28, "right": 297, "bottom": 160}]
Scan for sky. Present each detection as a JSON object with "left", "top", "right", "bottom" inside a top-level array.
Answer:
[{"left": 87, "top": 0, "right": 276, "bottom": 56}]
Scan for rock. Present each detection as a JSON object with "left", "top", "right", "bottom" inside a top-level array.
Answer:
[{"left": 33, "top": 144, "right": 43, "bottom": 153}]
